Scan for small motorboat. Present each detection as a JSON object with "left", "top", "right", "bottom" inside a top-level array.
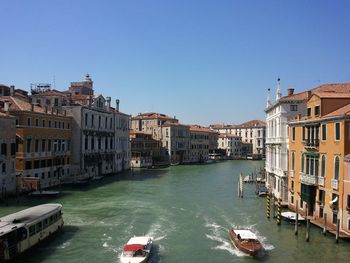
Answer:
[
  {"left": 120, "top": 236, "right": 152, "bottom": 263},
  {"left": 256, "top": 186, "right": 269, "bottom": 197},
  {"left": 229, "top": 229, "right": 263, "bottom": 256},
  {"left": 281, "top": 211, "right": 305, "bottom": 224}
]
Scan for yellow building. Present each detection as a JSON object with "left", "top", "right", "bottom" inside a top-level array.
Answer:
[{"left": 288, "top": 85, "right": 350, "bottom": 234}]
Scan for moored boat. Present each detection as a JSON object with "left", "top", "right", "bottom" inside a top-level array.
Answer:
[
  {"left": 0, "top": 203, "right": 64, "bottom": 261},
  {"left": 229, "top": 229, "right": 263, "bottom": 256},
  {"left": 281, "top": 211, "right": 305, "bottom": 224},
  {"left": 120, "top": 236, "right": 152, "bottom": 263}
]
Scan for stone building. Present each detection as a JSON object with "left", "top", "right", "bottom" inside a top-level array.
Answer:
[
  {"left": 0, "top": 110, "right": 16, "bottom": 195},
  {"left": 189, "top": 125, "right": 209, "bottom": 163}
]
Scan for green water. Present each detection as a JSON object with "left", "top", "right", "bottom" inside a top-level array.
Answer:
[{"left": 1, "top": 160, "right": 350, "bottom": 262}]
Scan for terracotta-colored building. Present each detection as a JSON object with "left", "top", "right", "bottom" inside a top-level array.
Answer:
[
  {"left": 189, "top": 125, "right": 210, "bottom": 163},
  {"left": 288, "top": 84, "right": 350, "bottom": 235},
  {"left": 0, "top": 96, "right": 72, "bottom": 191}
]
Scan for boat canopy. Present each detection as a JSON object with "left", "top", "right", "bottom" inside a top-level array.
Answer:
[
  {"left": 234, "top": 230, "right": 257, "bottom": 240},
  {"left": 123, "top": 244, "right": 144, "bottom": 252}
]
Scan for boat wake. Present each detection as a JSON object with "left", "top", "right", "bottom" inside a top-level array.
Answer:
[{"left": 204, "top": 219, "right": 246, "bottom": 257}]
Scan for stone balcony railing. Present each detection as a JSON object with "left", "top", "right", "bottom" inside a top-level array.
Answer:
[
  {"left": 265, "top": 137, "right": 284, "bottom": 145},
  {"left": 332, "top": 179, "right": 339, "bottom": 190},
  {"left": 300, "top": 172, "right": 317, "bottom": 185}
]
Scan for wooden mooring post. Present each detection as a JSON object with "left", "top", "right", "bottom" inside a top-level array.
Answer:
[
  {"left": 323, "top": 213, "right": 327, "bottom": 235},
  {"left": 336, "top": 219, "right": 340, "bottom": 243},
  {"left": 266, "top": 194, "right": 271, "bottom": 219},
  {"left": 295, "top": 202, "right": 299, "bottom": 235},
  {"left": 272, "top": 196, "right": 276, "bottom": 218},
  {"left": 277, "top": 198, "right": 282, "bottom": 225},
  {"left": 306, "top": 203, "right": 310, "bottom": 242}
]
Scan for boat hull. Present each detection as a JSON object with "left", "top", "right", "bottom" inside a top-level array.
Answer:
[{"left": 229, "top": 229, "right": 263, "bottom": 256}]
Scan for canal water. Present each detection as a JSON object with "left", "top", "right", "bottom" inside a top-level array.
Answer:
[{"left": 1, "top": 160, "right": 350, "bottom": 263}]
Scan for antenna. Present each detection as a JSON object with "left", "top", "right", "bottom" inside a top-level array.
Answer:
[{"left": 53, "top": 74, "right": 56, "bottom": 89}]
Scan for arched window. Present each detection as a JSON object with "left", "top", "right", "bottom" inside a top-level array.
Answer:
[
  {"left": 334, "top": 156, "right": 340, "bottom": 180},
  {"left": 291, "top": 152, "right": 295, "bottom": 171},
  {"left": 321, "top": 155, "right": 326, "bottom": 177}
]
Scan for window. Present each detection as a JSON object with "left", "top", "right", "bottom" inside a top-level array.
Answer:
[
  {"left": 301, "top": 154, "right": 304, "bottom": 172},
  {"left": 322, "top": 124, "right": 327, "bottom": 140},
  {"left": 29, "top": 225, "right": 35, "bottom": 237},
  {"left": 48, "top": 140, "right": 52, "bottom": 151},
  {"left": 321, "top": 155, "right": 326, "bottom": 177},
  {"left": 42, "top": 139, "right": 46, "bottom": 152},
  {"left": 35, "top": 139, "right": 39, "bottom": 152},
  {"left": 25, "top": 161, "right": 32, "bottom": 169},
  {"left": 335, "top": 122, "right": 340, "bottom": 140},
  {"left": 292, "top": 127, "right": 295, "bottom": 141},
  {"left": 333, "top": 213, "right": 338, "bottom": 224},
  {"left": 290, "top": 105, "right": 298, "bottom": 111},
  {"left": 42, "top": 119, "right": 45, "bottom": 127},
  {"left": 334, "top": 156, "right": 340, "bottom": 180},
  {"left": 291, "top": 152, "right": 295, "bottom": 171},
  {"left": 307, "top": 108, "right": 311, "bottom": 117},
  {"left": 91, "top": 115, "right": 94, "bottom": 127},
  {"left": 315, "top": 106, "right": 320, "bottom": 116},
  {"left": 35, "top": 119, "right": 39, "bottom": 127},
  {"left": 347, "top": 195, "right": 350, "bottom": 209},
  {"left": 10, "top": 143, "right": 15, "bottom": 155},
  {"left": 1, "top": 143, "right": 6, "bottom": 155},
  {"left": 48, "top": 120, "right": 51, "bottom": 128},
  {"left": 27, "top": 117, "right": 31, "bottom": 126},
  {"left": 26, "top": 139, "right": 32, "bottom": 153},
  {"left": 2, "top": 163, "right": 5, "bottom": 173},
  {"left": 91, "top": 137, "right": 95, "bottom": 150}
]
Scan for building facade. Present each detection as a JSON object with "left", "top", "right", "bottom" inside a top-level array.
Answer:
[
  {"left": 265, "top": 81, "right": 309, "bottom": 202},
  {"left": 217, "top": 134, "right": 242, "bottom": 158},
  {"left": 0, "top": 111, "right": 16, "bottom": 195},
  {"left": 189, "top": 126, "right": 209, "bottom": 163},
  {"left": 288, "top": 85, "right": 350, "bottom": 235}
]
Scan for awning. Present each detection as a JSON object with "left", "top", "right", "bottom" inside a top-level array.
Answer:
[
  {"left": 123, "top": 244, "right": 144, "bottom": 252},
  {"left": 304, "top": 151, "right": 319, "bottom": 157},
  {"left": 329, "top": 196, "right": 338, "bottom": 205}
]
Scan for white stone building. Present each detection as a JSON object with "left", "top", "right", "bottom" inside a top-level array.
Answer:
[
  {"left": 217, "top": 134, "right": 242, "bottom": 157},
  {"left": 265, "top": 79, "right": 308, "bottom": 201}
]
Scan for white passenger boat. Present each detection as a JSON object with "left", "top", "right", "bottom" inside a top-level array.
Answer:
[
  {"left": 120, "top": 236, "right": 152, "bottom": 263},
  {"left": 0, "top": 203, "right": 64, "bottom": 261}
]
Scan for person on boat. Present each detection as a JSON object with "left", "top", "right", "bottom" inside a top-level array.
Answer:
[{"left": 237, "top": 234, "right": 241, "bottom": 240}]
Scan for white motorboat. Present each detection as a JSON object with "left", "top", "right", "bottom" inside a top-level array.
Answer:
[
  {"left": 281, "top": 211, "right": 305, "bottom": 224},
  {"left": 120, "top": 236, "right": 152, "bottom": 263}
]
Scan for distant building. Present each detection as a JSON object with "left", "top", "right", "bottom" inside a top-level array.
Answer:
[
  {"left": 210, "top": 120, "right": 266, "bottom": 159},
  {"left": 189, "top": 125, "right": 210, "bottom": 163},
  {"left": 0, "top": 110, "right": 16, "bottom": 195},
  {"left": 217, "top": 134, "right": 242, "bottom": 158},
  {"left": 160, "top": 122, "right": 190, "bottom": 164},
  {"left": 131, "top": 112, "right": 178, "bottom": 140},
  {"left": 129, "top": 130, "right": 162, "bottom": 168}
]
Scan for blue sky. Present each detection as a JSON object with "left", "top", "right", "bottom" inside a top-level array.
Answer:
[{"left": 1, "top": 0, "right": 350, "bottom": 126}]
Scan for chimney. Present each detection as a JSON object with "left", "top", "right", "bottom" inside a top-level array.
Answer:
[
  {"left": 10, "top": 85, "right": 15, "bottom": 96},
  {"left": 106, "top": 97, "right": 111, "bottom": 112},
  {"left": 4, "top": 101, "right": 9, "bottom": 112},
  {"left": 89, "top": 96, "right": 93, "bottom": 107},
  {"left": 287, "top": 88, "right": 294, "bottom": 96},
  {"left": 307, "top": 90, "right": 312, "bottom": 99},
  {"left": 116, "top": 99, "right": 120, "bottom": 112},
  {"left": 31, "top": 103, "right": 34, "bottom": 111}
]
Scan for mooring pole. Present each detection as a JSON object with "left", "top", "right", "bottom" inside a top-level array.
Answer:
[
  {"left": 323, "top": 213, "right": 327, "bottom": 235},
  {"left": 295, "top": 202, "right": 299, "bottom": 235},
  {"left": 272, "top": 196, "right": 276, "bottom": 218},
  {"left": 266, "top": 193, "right": 271, "bottom": 219},
  {"left": 306, "top": 203, "right": 310, "bottom": 242},
  {"left": 336, "top": 218, "right": 340, "bottom": 243},
  {"left": 277, "top": 198, "right": 282, "bottom": 225}
]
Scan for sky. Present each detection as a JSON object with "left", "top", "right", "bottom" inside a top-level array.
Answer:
[{"left": 1, "top": 0, "right": 350, "bottom": 126}]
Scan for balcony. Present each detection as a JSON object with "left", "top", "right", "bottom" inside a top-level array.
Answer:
[
  {"left": 318, "top": 176, "right": 325, "bottom": 187},
  {"left": 265, "top": 137, "right": 283, "bottom": 145},
  {"left": 302, "top": 139, "right": 319, "bottom": 149},
  {"left": 332, "top": 179, "right": 338, "bottom": 190},
  {"left": 300, "top": 172, "right": 317, "bottom": 185}
]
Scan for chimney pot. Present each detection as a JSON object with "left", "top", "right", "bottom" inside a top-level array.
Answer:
[
  {"left": 10, "top": 86, "right": 15, "bottom": 96},
  {"left": 287, "top": 88, "right": 294, "bottom": 96},
  {"left": 4, "top": 101, "right": 9, "bottom": 112},
  {"left": 116, "top": 99, "right": 120, "bottom": 112}
]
